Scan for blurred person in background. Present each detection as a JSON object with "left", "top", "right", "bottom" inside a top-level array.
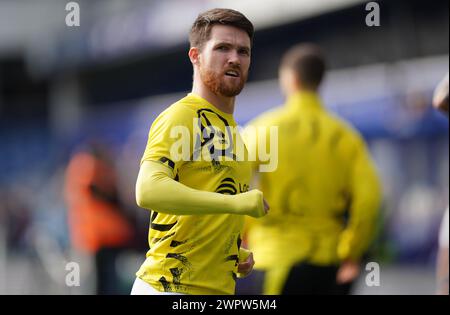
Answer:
[
  {"left": 64, "top": 141, "right": 135, "bottom": 295},
  {"left": 436, "top": 207, "right": 449, "bottom": 295},
  {"left": 1, "top": 186, "right": 32, "bottom": 254},
  {"left": 243, "top": 43, "right": 382, "bottom": 295},
  {"left": 433, "top": 73, "right": 449, "bottom": 115},
  {"left": 433, "top": 73, "right": 449, "bottom": 295},
  {"left": 132, "top": 8, "right": 268, "bottom": 295}
]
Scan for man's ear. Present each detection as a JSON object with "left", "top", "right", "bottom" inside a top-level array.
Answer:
[
  {"left": 188, "top": 47, "right": 200, "bottom": 66},
  {"left": 279, "top": 68, "right": 298, "bottom": 96}
]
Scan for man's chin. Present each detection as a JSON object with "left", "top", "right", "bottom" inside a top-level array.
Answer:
[
  {"left": 218, "top": 83, "right": 245, "bottom": 97},
  {"left": 219, "top": 89, "right": 242, "bottom": 97}
]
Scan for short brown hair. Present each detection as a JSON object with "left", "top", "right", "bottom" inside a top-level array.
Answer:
[
  {"left": 281, "top": 43, "right": 326, "bottom": 90},
  {"left": 189, "top": 8, "right": 254, "bottom": 49}
]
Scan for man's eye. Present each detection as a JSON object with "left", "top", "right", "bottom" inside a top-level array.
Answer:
[
  {"left": 239, "top": 50, "right": 250, "bottom": 56},
  {"left": 217, "top": 46, "right": 228, "bottom": 51}
]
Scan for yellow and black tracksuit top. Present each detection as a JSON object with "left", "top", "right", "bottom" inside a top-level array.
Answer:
[{"left": 136, "top": 93, "right": 265, "bottom": 295}]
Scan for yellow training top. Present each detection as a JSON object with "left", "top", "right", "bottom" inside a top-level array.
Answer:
[
  {"left": 136, "top": 93, "right": 257, "bottom": 295},
  {"left": 244, "top": 91, "right": 381, "bottom": 268}
]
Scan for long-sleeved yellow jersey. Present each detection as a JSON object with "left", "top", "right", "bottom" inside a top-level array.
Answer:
[
  {"left": 136, "top": 93, "right": 264, "bottom": 295},
  {"left": 244, "top": 91, "right": 382, "bottom": 268}
]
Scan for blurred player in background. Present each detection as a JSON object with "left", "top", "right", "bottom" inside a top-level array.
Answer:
[
  {"left": 433, "top": 73, "right": 449, "bottom": 295},
  {"left": 131, "top": 8, "right": 268, "bottom": 295},
  {"left": 244, "top": 44, "right": 382, "bottom": 294},
  {"left": 436, "top": 207, "right": 449, "bottom": 295},
  {"left": 65, "top": 141, "right": 135, "bottom": 294},
  {"left": 433, "top": 73, "right": 449, "bottom": 115}
]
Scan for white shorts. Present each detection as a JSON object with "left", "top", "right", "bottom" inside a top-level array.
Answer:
[{"left": 130, "top": 277, "right": 184, "bottom": 295}]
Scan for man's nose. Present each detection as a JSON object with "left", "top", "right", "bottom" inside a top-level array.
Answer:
[{"left": 227, "top": 50, "right": 241, "bottom": 66}]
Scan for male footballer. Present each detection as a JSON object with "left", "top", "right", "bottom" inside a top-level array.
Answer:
[{"left": 131, "top": 8, "right": 269, "bottom": 295}]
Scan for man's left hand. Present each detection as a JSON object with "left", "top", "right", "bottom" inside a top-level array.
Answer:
[
  {"left": 237, "top": 252, "right": 255, "bottom": 278},
  {"left": 336, "top": 260, "right": 361, "bottom": 284}
]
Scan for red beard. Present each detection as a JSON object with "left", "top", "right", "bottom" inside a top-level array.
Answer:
[{"left": 200, "top": 66, "right": 247, "bottom": 97}]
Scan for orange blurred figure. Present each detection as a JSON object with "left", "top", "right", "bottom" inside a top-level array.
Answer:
[{"left": 65, "top": 142, "right": 134, "bottom": 294}]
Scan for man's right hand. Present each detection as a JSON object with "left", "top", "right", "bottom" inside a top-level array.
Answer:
[{"left": 235, "top": 189, "right": 269, "bottom": 217}]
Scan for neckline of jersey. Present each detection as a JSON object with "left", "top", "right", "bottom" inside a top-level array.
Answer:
[
  {"left": 187, "top": 93, "right": 236, "bottom": 121},
  {"left": 286, "top": 91, "right": 324, "bottom": 111}
]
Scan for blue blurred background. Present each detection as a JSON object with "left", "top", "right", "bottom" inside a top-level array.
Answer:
[{"left": 0, "top": 0, "right": 448, "bottom": 294}]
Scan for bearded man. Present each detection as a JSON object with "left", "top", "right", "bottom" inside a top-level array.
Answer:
[{"left": 131, "top": 8, "right": 269, "bottom": 295}]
